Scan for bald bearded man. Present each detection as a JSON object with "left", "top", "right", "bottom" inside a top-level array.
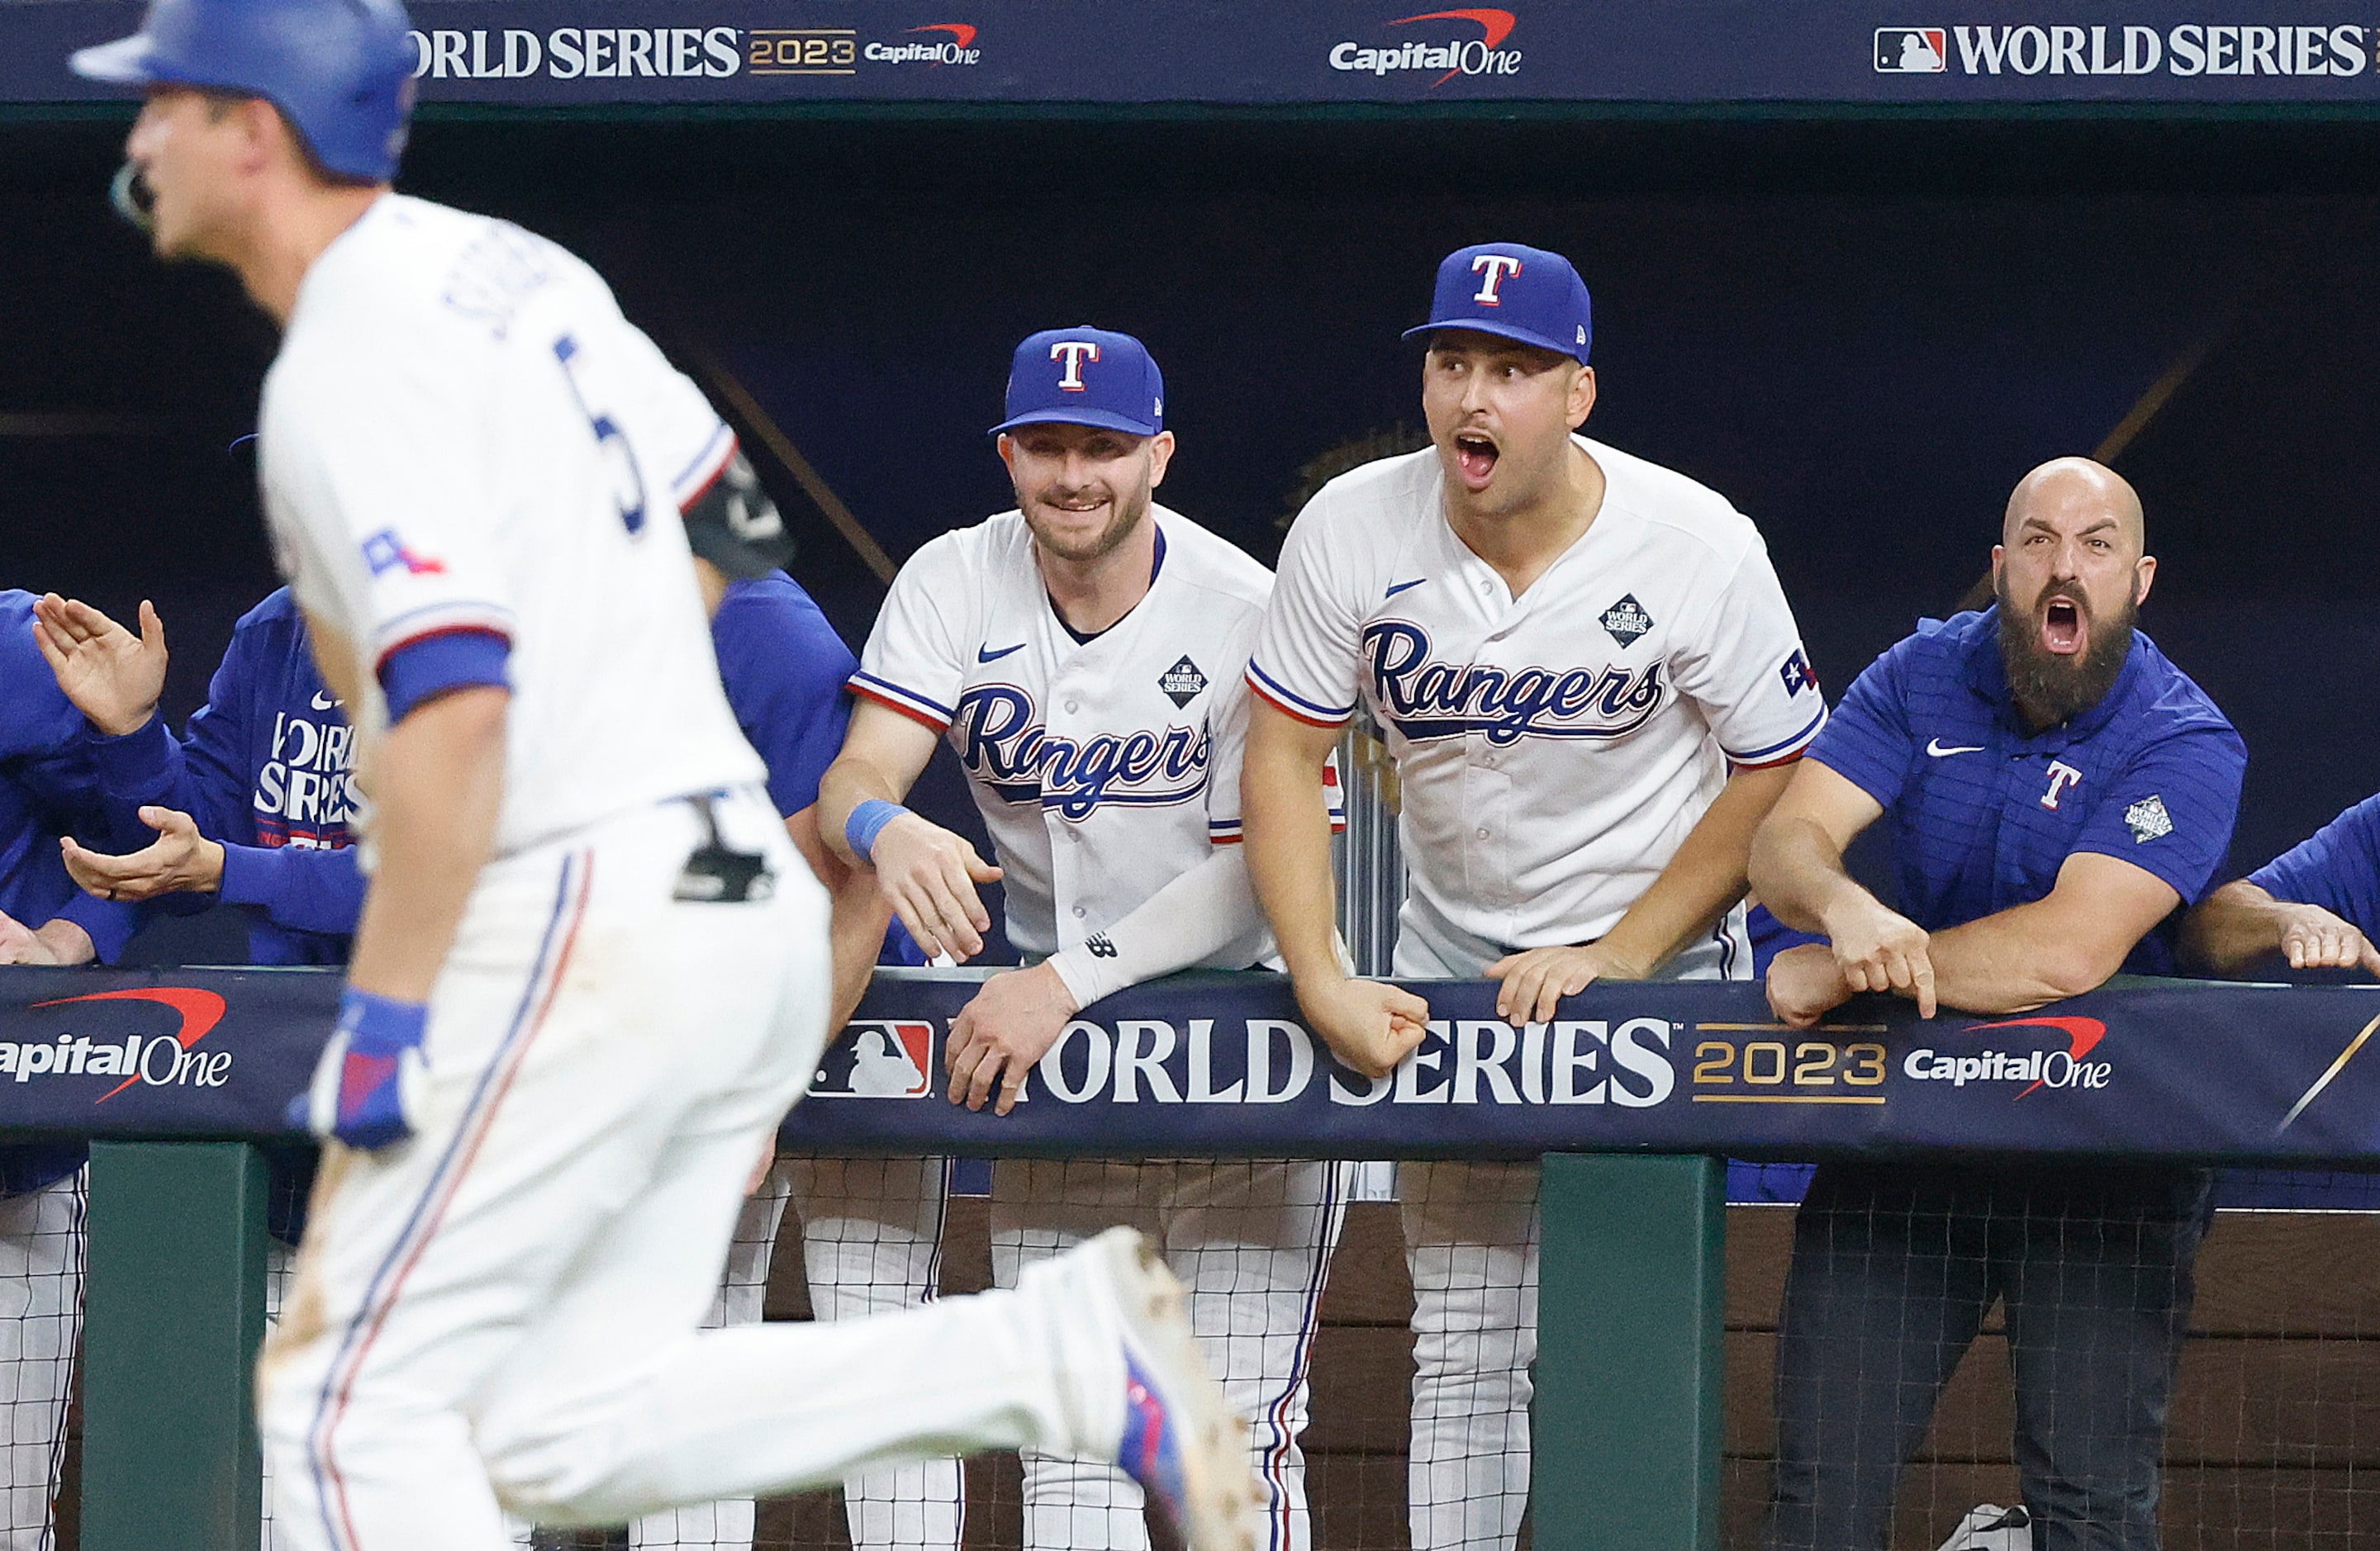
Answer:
[{"left": 1746, "top": 459, "right": 2247, "bottom": 1551}]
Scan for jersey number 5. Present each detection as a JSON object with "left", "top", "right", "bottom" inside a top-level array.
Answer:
[{"left": 553, "top": 334, "right": 648, "bottom": 535}]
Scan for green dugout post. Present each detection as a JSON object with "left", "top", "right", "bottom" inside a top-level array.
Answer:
[
  {"left": 1534, "top": 1151, "right": 1727, "bottom": 1551},
  {"left": 83, "top": 1141, "right": 268, "bottom": 1550}
]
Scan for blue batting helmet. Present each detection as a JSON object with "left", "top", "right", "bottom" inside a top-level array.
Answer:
[{"left": 72, "top": 0, "right": 417, "bottom": 183}]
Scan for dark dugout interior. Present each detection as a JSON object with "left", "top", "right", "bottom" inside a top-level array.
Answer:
[{"left": 6, "top": 108, "right": 2379, "bottom": 960}]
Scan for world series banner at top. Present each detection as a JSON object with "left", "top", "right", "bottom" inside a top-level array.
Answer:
[
  {"left": 7, "top": 2, "right": 2380, "bottom": 107},
  {"left": 0, "top": 965, "right": 2375, "bottom": 1163}
]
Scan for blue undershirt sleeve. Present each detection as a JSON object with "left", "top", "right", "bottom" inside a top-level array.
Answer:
[
  {"left": 378, "top": 630, "right": 511, "bottom": 723},
  {"left": 218, "top": 841, "right": 368, "bottom": 937}
]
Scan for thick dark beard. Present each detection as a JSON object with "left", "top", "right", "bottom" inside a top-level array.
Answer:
[{"left": 1996, "top": 576, "right": 2136, "bottom": 729}]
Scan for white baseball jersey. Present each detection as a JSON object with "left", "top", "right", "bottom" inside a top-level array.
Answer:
[
  {"left": 257, "top": 195, "right": 762, "bottom": 856},
  {"left": 1247, "top": 436, "right": 1823, "bottom": 978},
  {"left": 853, "top": 506, "right": 1336, "bottom": 965}
]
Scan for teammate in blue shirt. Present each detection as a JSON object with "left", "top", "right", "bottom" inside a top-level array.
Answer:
[
  {"left": 1746, "top": 459, "right": 2247, "bottom": 1551},
  {"left": 2183, "top": 794, "right": 2380, "bottom": 978},
  {"left": 0, "top": 588, "right": 145, "bottom": 1551},
  {"left": 1, "top": 592, "right": 140, "bottom": 970},
  {"left": 36, "top": 588, "right": 361, "bottom": 965}
]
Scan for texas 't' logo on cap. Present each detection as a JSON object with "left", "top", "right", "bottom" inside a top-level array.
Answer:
[
  {"left": 992, "top": 325, "right": 1166, "bottom": 438},
  {"left": 1405, "top": 241, "right": 1594, "bottom": 362}
]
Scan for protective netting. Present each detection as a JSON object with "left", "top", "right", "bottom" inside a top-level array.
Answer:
[
  {"left": 1724, "top": 1163, "right": 2380, "bottom": 1551},
  {"left": 21, "top": 1155, "right": 2380, "bottom": 1549},
  {"left": 0, "top": 1169, "right": 81, "bottom": 1551},
  {"left": 515, "top": 1155, "right": 1422, "bottom": 1551}
]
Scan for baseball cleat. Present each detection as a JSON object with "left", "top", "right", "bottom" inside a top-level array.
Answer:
[{"left": 1088, "top": 1227, "right": 1261, "bottom": 1551}]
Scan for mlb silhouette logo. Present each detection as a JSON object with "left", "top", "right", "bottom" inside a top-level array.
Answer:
[
  {"left": 1874, "top": 28, "right": 1947, "bottom": 72},
  {"left": 809, "top": 1020, "right": 937, "bottom": 1098}
]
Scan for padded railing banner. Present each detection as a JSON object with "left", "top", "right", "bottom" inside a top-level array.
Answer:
[
  {"left": 8, "top": 2, "right": 2380, "bottom": 109},
  {"left": 1, "top": 965, "right": 2375, "bottom": 1161}
]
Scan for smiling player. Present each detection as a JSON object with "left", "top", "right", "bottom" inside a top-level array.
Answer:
[
  {"left": 1241, "top": 242, "right": 1825, "bottom": 1551},
  {"left": 821, "top": 326, "right": 1348, "bottom": 1551}
]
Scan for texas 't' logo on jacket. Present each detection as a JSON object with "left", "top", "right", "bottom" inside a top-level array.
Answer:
[
  {"left": 949, "top": 681, "right": 1213, "bottom": 820},
  {"left": 1361, "top": 618, "right": 1666, "bottom": 747}
]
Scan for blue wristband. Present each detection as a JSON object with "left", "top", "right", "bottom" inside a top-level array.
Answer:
[
  {"left": 845, "top": 799, "right": 910, "bottom": 862},
  {"left": 287, "top": 988, "right": 430, "bottom": 1151},
  {"left": 338, "top": 987, "right": 429, "bottom": 1052}
]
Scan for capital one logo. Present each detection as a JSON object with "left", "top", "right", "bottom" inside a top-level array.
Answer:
[
  {"left": 4, "top": 987, "right": 234, "bottom": 1101},
  {"left": 864, "top": 22, "right": 983, "bottom": 65},
  {"left": 1903, "top": 1014, "right": 2110, "bottom": 1098},
  {"left": 1329, "top": 8, "right": 1523, "bottom": 87},
  {"left": 1471, "top": 253, "right": 1523, "bottom": 304},
  {"left": 1051, "top": 340, "right": 1101, "bottom": 391}
]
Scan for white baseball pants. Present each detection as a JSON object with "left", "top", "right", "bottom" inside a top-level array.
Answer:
[
  {"left": 624, "top": 1160, "right": 791, "bottom": 1551},
  {"left": 785, "top": 1155, "right": 962, "bottom": 1551},
  {"left": 1391, "top": 923, "right": 1731, "bottom": 1551},
  {"left": 992, "top": 1158, "right": 1348, "bottom": 1551},
  {"left": 0, "top": 1169, "right": 81, "bottom": 1551},
  {"left": 1397, "top": 1160, "right": 1539, "bottom": 1551},
  {"left": 625, "top": 1154, "right": 962, "bottom": 1551},
  {"left": 256, "top": 794, "right": 1128, "bottom": 1551}
]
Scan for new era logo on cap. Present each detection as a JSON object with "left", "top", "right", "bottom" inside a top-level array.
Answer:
[
  {"left": 992, "top": 325, "right": 1166, "bottom": 438},
  {"left": 1405, "top": 242, "right": 1594, "bottom": 363}
]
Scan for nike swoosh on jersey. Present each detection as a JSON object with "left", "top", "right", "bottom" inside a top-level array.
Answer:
[
  {"left": 1926, "top": 738, "right": 1986, "bottom": 757},
  {"left": 311, "top": 691, "right": 340, "bottom": 711},
  {"left": 976, "top": 643, "right": 1026, "bottom": 663},
  {"left": 1385, "top": 578, "right": 1428, "bottom": 598}
]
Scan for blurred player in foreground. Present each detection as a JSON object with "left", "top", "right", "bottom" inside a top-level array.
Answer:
[
  {"left": 35, "top": 545, "right": 887, "bottom": 1551},
  {"left": 821, "top": 326, "right": 1348, "bottom": 1551},
  {"left": 71, "top": 0, "right": 1258, "bottom": 1545},
  {"left": 2184, "top": 791, "right": 2380, "bottom": 980},
  {"left": 1241, "top": 244, "right": 1824, "bottom": 1551},
  {"left": 0, "top": 591, "right": 139, "bottom": 1549},
  {"left": 1749, "top": 458, "right": 2246, "bottom": 1551}
]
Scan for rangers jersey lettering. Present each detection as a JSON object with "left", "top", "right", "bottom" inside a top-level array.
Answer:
[
  {"left": 853, "top": 507, "right": 1339, "bottom": 964},
  {"left": 257, "top": 196, "right": 762, "bottom": 854},
  {"left": 1247, "top": 437, "right": 1822, "bottom": 975}
]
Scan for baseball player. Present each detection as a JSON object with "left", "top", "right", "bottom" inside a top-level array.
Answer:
[
  {"left": 1749, "top": 458, "right": 2245, "bottom": 1551},
  {"left": 0, "top": 589, "right": 141, "bottom": 1549},
  {"left": 2183, "top": 791, "right": 2380, "bottom": 979},
  {"left": 1241, "top": 244, "right": 1825, "bottom": 1551},
  {"left": 73, "top": 5, "right": 1259, "bottom": 1549},
  {"left": 819, "top": 325, "right": 1349, "bottom": 1551},
  {"left": 34, "top": 560, "right": 919, "bottom": 1551}
]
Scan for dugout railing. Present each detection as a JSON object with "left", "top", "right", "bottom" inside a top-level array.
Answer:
[{"left": 9, "top": 965, "right": 2380, "bottom": 1551}]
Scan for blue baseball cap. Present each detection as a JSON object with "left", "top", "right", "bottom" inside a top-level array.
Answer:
[
  {"left": 1404, "top": 242, "right": 1593, "bottom": 363},
  {"left": 990, "top": 325, "right": 1165, "bottom": 438},
  {"left": 71, "top": 0, "right": 416, "bottom": 182}
]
